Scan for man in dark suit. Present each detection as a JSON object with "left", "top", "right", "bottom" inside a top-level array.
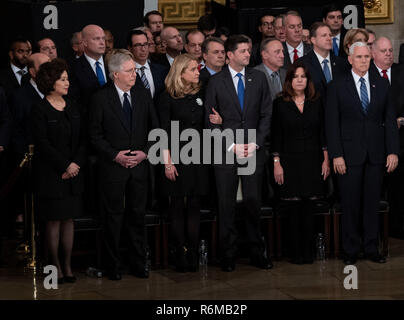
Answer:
[
  {"left": 322, "top": 3, "right": 346, "bottom": 59},
  {"left": 298, "top": 22, "right": 349, "bottom": 100},
  {"left": 156, "top": 27, "right": 183, "bottom": 67},
  {"left": 0, "top": 86, "right": 12, "bottom": 266},
  {"left": 0, "top": 37, "right": 31, "bottom": 103},
  {"left": 199, "top": 37, "right": 225, "bottom": 91},
  {"left": 205, "top": 35, "right": 273, "bottom": 272},
  {"left": 282, "top": 11, "right": 312, "bottom": 68},
  {"left": 71, "top": 24, "right": 108, "bottom": 110},
  {"left": 250, "top": 14, "right": 275, "bottom": 67},
  {"left": 254, "top": 39, "right": 286, "bottom": 100},
  {"left": 184, "top": 29, "right": 205, "bottom": 69},
  {"left": 89, "top": 50, "right": 159, "bottom": 280},
  {"left": 127, "top": 30, "right": 168, "bottom": 101},
  {"left": 325, "top": 42, "right": 399, "bottom": 265}
]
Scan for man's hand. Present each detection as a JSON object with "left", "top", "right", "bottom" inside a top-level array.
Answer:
[
  {"left": 62, "top": 172, "right": 71, "bottom": 180},
  {"left": 0, "top": 146, "right": 4, "bottom": 152},
  {"left": 322, "top": 159, "right": 330, "bottom": 180},
  {"left": 114, "top": 150, "right": 137, "bottom": 168},
  {"left": 66, "top": 162, "right": 80, "bottom": 177},
  {"left": 246, "top": 143, "right": 257, "bottom": 157},
  {"left": 333, "top": 157, "right": 346, "bottom": 175},
  {"left": 130, "top": 150, "right": 147, "bottom": 167},
  {"left": 209, "top": 108, "right": 222, "bottom": 125},
  {"left": 274, "top": 162, "right": 284, "bottom": 185},
  {"left": 233, "top": 144, "right": 246, "bottom": 158},
  {"left": 386, "top": 154, "right": 399, "bottom": 173}
]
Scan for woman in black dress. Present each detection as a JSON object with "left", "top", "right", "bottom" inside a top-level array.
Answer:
[
  {"left": 271, "top": 62, "right": 330, "bottom": 264},
  {"left": 32, "top": 59, "right": 86, "bottom": 283},
  {"left": 158, "top": 54, "right": 221, "bottom": 272}
]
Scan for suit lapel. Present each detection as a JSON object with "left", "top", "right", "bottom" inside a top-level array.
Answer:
[
  {"left": 310, "top": 51, "right": 327, "bottom": 86},
  {"left": 346, "top": 74, "right": 364, "bottom": 115},
  {"left": 243, "top": 68, "right": 254, "bottom": 115},
  {"left": 223, "top": 67, "right": 242, "bottom": 116},
  {"left": 130, "top": 86, "right": 137, "bottom": 131},
  {"left": 109, "top": 86, "right": 130, "bottom": 133},
  {"left": 367, "top": 73, "right": 378, "bottom": 114}
]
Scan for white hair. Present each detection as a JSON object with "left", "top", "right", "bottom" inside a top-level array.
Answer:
[
  {"left": 349, "top": 41, "right": 370, "bottom": 56},
  {"left": 107, "top": 49, "right": 134, "bottom": 80}
]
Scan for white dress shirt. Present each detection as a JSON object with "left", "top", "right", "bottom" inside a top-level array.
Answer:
[
  {"left": 286, "top": 41, "right": 304, "bottom": 63},
  {"left": 313, "top": 50, "right": 333, "bottom": 80},
  {"left": 166, "top": 53, "right": 175, "bottom": 66},
  {"left": 374, "top": 64, "right": 391, "bottom": 84},
  {"left": 10, "top": 63, "right": 28, "bottom": 85},
  {"left": 351, "top": 70, "right": 370, "bottom": 103},
  {"left": 114, "top": 84, "right": 132, "bottom": 108},
  {"left": 135, "top": 61, "right": 155, "bottom": 98},
  {"left": 84, "top": 53, "right": 107, "bottom": 81},
  {"left": 30, "top": 79, "right": 44, "bottom": 99}
]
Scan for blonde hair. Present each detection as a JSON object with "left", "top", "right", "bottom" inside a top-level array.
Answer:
[
  {"left": 343, "top": 28, "right": 369, "bottom": 55},
  {"left": 165, "top": 53, "right": 200, "bottom": 99}
]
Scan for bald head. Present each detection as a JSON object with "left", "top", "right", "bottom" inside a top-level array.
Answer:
[
  {"left": 161, "top": 27, "right": 183, "bottom": 56},
  {"left": 372, "top": 37, "right": 393, "bottom": 70},
  {"left": 28, "top": 53, "right": 50, "bottom": 80},
  {"left": 82, "top": 24, "right": 106, "bottom": 59}
]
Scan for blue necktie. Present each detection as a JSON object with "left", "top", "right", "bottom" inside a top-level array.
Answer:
[
  {"left": 236, "top": 73, "right": 244, "bottom": 110},
  {"left": 123, "top": 93, "right": 132, "bottom": 129},
  {"left": 322, "top": 59, "right": 332, "bottom": 83},
  {"left": 95, "top": 61, "right": 106, "bottom": 86},
  {"left": 332, "top": 37, "right": 339, "bottom": 56},
  {"left": 359, "top": 77, "right": 369, "bottom": 113}
]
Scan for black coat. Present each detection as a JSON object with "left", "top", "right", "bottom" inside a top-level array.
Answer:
[
  {"left": 31, "top": 98, "right": 87, "bottom": 198},
  {"left": 89, "top": 83, "right": 159, "bottom": 183},
  {"left": 204, "top": 65, "right": 272, "bottom": 167},
  {"left": 135, "top": 62, "right": 168, "bottom": 102},
  {"left": 325, "top": 71, "right": 399, "bottom": 166},
  {"left": 158, "top": 90, "right": 209, "bottom": 196},
  {"left": 271, "top": 96, "right": 326, "bottom": 197},
  {"left": 199, "top": 67, "right": 212, "bottom": 92},
  {"left": 283, "top": 41, "right": 312, "bottom": 68},
  {"left": 0, "top": 87, "right": 11, "bottom": 148},
  {"left": 0, "top": 65, "right": 30, "bottom": 104}
]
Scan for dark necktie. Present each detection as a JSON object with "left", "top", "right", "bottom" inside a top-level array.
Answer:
[
  {"left": 332, "top": 37, "right": 339, "bottom": 56},
  {"left": 95, "top": 61, "right": 106, "bottom": 86},
  {"left": 198, "top": 63, "right": 203, "bottom": 71},
  {"left": 271, "top": 71, "right": 282, "bottom": 96},
  {"left": 322, "top": 59, "right": 332, "bottom": 83},
  {"left": 123, "top": 93, "right": 132, "bottom": 129},
  {"left": 236, "top": 73, "right": 244, "bottom": 110},
  {"left": 139, "top": 66, "right": 151, "bottom": 90},
  {"left": 381, "top": 69, "right": 388, "bottom": 80},
  {"left": 359, "top": 77, "right": 369, "bottom": 114},
  {"left": 293, "top": 48, "right": 299, "bottom": 62}
]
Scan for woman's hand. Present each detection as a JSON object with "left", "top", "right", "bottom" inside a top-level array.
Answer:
[
  {"left": 209, "top": 108, "right": 222, "bottom": 125},
  {"left": 66, "top": 162, "right": 80, "bottom": 178},
  {"left": 322, "top": 159, "right": 330, "bottom": 180},
  {"left": 274, "top": 162, "right": 284, "bottom": 185},
  {"left": 165, "top": 164, "right": 179, "bottom": 181}
]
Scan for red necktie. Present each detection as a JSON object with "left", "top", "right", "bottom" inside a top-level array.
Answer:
[
  {"left": 381, "top": 69, "right": 388, "bottom": 80},
  {"left": 198, "top": 63, "right": 202, "bottom": 71},
  {"left": 293, "top": 48, "right": 299, "bottom": 62}
]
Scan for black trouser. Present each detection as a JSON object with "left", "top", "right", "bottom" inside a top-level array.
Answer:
[
  {"left": 338, "top": 162, "right": 384, "bottom": 256},
  {"left": 387, "top": 161, "right": 404, "bottom": 236},
  {"left": 100, "top": 173, "right": 148, "bottom": 272},
  {"left": 214, "top": 165, "right": 264, "bottom": 260}
]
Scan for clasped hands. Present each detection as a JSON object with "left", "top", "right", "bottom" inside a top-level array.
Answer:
[
  {"left": 114, "top": 150, "right": 147, "bottom": 169},
  {"left": 333, "top": 154, "right": 398, "bottom": 174},
  {"left": 62, "top": 162, "right": 80, "bottom": 180},
  {"left": 233, "top": 143, "right": 257, "bottom": 158}
]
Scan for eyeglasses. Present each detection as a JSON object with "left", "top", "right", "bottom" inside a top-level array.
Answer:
[
  {"left": 261, "top": 22, "right": 273, "bottom": 27},
  {"left": 132, "top": 42, "right": 149, "bottom": 49},
  {"left": 122, "top": 68, "right": 136, "bottom": 75}
]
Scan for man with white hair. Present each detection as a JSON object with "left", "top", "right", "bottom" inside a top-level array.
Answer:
[
  {"left": 89, "top": 49, "right": 159, "bottom": 281},
  {"left": 325, "top": 42, "right": 399, "bottom": 265}
]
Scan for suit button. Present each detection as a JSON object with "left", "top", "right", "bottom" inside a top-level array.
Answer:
[
  {"left": 192, "top": 108, "right": 195, "bottom": 112},
  {"left": 241, "top": 121, "right": 245, "bottom": 125}
]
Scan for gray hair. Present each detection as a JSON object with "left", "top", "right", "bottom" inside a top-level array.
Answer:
[
  {"left": 107, "top": 49, "right": 134, "bottom": 80},
  {"left": 349, "top": 41, "right": 370, "bottom": 55},
  {"left": 282, "top": 10, "right": 302, "bottom": 26}
]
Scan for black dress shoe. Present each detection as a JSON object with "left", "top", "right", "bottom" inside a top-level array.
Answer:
[
  {"left": 221, "top": 259, "right": 235, "bottom": 272},
  {"left": 57, "top": 277, "right": 64, "bottom": 285},
  {"left": 64, "top": 276, "right": 77, "bottom": 283},
  {"left": 108, "top": 271, "right": 122, "bottom": 281},
  {"left": 250, "top": 256, "right": 273, "bottom": 269},
  {"left": 343, "top": 256, "right": 357, "bottom": 265},
  {"left": 132, "top": 268, "right": 149, "bottom": 279},
  {"left": 365, "top": 253, "right": 386, "bottom": 264}
]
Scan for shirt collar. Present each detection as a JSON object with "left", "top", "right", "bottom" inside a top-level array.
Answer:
[
  {"left": 135, "top": 61, "right": 150, "bottom": 70},
  {"left": 374, "top": 62, "right": 391, "bottom": 74},
  {"left": 29, "top": 78, "right": 44, "bottom": 98},
  {"left": 205, "top": 66, "right": 217, "bottom": 75},
  {"left": 10, "top": 63, "right": 27, "bottom": 75},
  {"left": 286, "top": 41, "right": 304, "bottom": 54},
  {"left": 351, "top": 70, "right": 369, "bottom": 84},
  {"left": 313, "top": 50, "right": 331, "bottom": 65},
  {"left": 333, "top": 33, "right": 341, "bottom": 41},
  {"left": 263, "top": 64, "right": 276, "bottom": 77},
  {"left": 166, "top": 53, "right": 175, "bottom": 66},
  {"left": 114, "top": 83, "right": 131, "bottom": 100},
  {"left": 228, "top": 65, "right": 245, "bottom": 78},
  {"left": 84, "top": 53, "right": 104, "bottom": 67}
]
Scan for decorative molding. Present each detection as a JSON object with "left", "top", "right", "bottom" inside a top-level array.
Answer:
[
  {"left": 364, "top": 0, "right": 394, "bottom": 24},
  {"left": 159, "top": 0, "right": 208, "bottom": 29}
]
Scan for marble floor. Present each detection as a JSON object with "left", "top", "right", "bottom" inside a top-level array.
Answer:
[{"left": 1, "top": 238, "right": 404, "bottom": 300}]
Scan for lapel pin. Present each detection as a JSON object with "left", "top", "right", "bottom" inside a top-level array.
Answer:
[
  {"left": 372, "top": 84, "right": 376, "bottom": 88},
  {"left": 333, "top": 62, "right": 336, "bottom": 66},
  {"left": 248, "top": 78, "right": 252, "bottom": 82}
]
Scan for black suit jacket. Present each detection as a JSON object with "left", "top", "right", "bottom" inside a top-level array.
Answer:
[
  {"left": 297, "top": 50, "right": 349, "bottom": 100},
  {"left": 10, "top": 82, "right": 42, "bottom": 154},
  {"left": 325, "top": 71, "right": 399, "bottom": 166},
  {"left": 0, "top": 87, "right": 12, "bottom": 148},
  {"left": 136, "top": 62, "right": 168, "bottom": 102},
  {"left": 369, "top": 61, "right": 403, "bottom": 88},
  {"left": 31, "top": 97, "right": 87, "bottom": 198},
  {"left": 89, "top": 83, "right": 159, "bottom": 182},
  {"left": 204, "top": 65, "right": 272, "bottom": 166},
  {"left": 0, "top": 65, "right": 30, "bottom": 104},
  {"left": 70, "top": 55, "right": 110, "bottom": 110},
  {"left": 153, "top": 54, "right": 171, "bottom": 69},
  {"left": 283, "top": 41, "right": 312, "bottom": 68},
  {"left": 199, "top": 67, "right": 212, "bottom": 92}
]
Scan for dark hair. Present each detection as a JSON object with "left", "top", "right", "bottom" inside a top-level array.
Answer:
[
  {"left": 9, "top": 36, "right": 29, "bottom": 51},
  {"left": 281, "top": 61, "right": 316, "bottom": 101},
  {"left": 321, "top": 3, "right": 342, "bottom": 20},
  {"left": 309, "top": 22, "right": 331, "bottom": 38},
  {"left": 35, "top": 37, "right": 56, "bottom": 53},
  {"left": 197, "top": 14, "right": 217, "bottom": 32},
  {"left": 201, "top": 37, "right": 224, "bottom": 54},
  {"left": 260, "top": 38, "right": 280, "bottom": 53},
  {"left": 185, "top": 29, "right": 204, "bottom": 44},
  {"left": 36, "top": 58, "right": 69, "bottom": 96},
  {"left": 144, "top": 10, "right": 163, "bottom": 27},
  {"left": 126, "top": 29, "right": 148, "bottom": 48},
  {"left": 259, "top": 14, "right": 274, "bottom": 27},
  {"left": 224, "top": 34, "right": 250, "bottom": 53},
  {"left": 214, "top": 26, "right": 230, "bottom": 39}
]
